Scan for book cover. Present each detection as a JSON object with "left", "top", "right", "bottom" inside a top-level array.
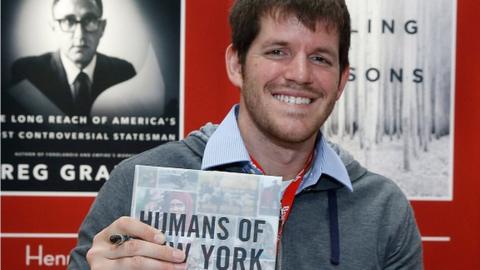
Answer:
[
  {"left": 131, "top": 165, "right": 282, "bottom": 269},
  {"left": 325, "top": 0, "right": 457, "bottom": 200}
]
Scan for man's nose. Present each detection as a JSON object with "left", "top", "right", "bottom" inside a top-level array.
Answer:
[
  {"left": 284, "top": 54, "right": 312, "bottom": 85},
  {"left": 72, "top": 22, "right": 86, "bottom": 39}
]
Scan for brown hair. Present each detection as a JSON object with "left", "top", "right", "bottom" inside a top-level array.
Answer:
[{"left": 229, "top": 0, "right": 351, "bottom": 72}]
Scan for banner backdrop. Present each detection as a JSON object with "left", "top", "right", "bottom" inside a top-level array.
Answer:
[
  {"left": 1, "top": 0, "right": 182, "bottom": 191},
  {"left": 2, "top": 0, "right": 480, "bottom": 269}
]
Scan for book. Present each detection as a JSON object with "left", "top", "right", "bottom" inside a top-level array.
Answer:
[{"left": 131, "top": 165, "right": 282, "bottom": 269}]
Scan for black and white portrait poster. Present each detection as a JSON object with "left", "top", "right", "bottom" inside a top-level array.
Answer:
[
  {"left": 1, "top": 0, "right": 183, "bottom": 191},
  {"left": 325, "top": 0, "right": 456, "bottom": 200}
]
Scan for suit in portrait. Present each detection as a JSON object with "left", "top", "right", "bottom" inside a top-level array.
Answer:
[{"left": 8, "top": 51, "right": 136, "bottom": 116}]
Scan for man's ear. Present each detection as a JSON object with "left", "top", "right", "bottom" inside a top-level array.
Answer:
[
  {"left": 225, "top": 44, "right": 243, "bottom": 89},
  {"left": 98, "top": 19, "right": 107, "bottom": 37},
  {"left": 336, "top": 65, "right": 350, "bottom": 100}
]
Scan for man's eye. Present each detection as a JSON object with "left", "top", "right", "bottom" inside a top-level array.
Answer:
[
  {"left": 65, "top": 18, "right": 76, "bottom": 26},
  {"left": 82, "top": 18, "right": 93, "bottom": 24},
  {"left": 311, "top": 55, "right": 330, "bottom": 65},
  {"left": 266, "top": 49, "right": 286, "bottom": 57}
]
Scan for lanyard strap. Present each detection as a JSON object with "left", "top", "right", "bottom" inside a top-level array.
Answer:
[{"left": 250, "top": 152, "right": 314, "bottom": 240}]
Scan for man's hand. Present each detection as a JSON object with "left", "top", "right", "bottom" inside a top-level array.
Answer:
[{"left": 86, "top": 216, "right": 186, "bottom": 269}]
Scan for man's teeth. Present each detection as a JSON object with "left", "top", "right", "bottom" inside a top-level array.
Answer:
[{"left": 274, "top": 94, "right": 312, "bottom": 105}]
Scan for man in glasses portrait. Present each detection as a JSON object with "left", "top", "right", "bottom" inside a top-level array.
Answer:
[{"left": 9, "top": 0, "right": 136, "bottom": 116}]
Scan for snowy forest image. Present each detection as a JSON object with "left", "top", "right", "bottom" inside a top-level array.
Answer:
[{"left": 325, "top": 0, "right": 456, "bottom": 199}]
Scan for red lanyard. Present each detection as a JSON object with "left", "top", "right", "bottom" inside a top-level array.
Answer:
[{"left": 250, "top": 152, "right": 314, "bottom": 240}]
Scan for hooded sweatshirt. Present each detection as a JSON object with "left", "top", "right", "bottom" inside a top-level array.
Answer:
[{"left": 68, "top": 124, "right": 423, "bottom": 270}]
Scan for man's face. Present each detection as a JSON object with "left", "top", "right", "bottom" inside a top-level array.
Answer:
[
  {"left": 169, "top": 199, "right": 186, "bottom": 214},
  {"left": 229, "top": 15, "right": 349, "bottom": 145},
  {"left": 52, "top": 0, "right": 105, "bottom": 68}
]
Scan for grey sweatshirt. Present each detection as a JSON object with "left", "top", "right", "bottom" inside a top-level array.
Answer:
[{"left": 68, "top": 124, "right": 423, "bottom": 269}]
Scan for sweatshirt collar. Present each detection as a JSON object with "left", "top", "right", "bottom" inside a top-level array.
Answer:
[{"left": 202, "top": 105, "right": 352, "bottom": 191}]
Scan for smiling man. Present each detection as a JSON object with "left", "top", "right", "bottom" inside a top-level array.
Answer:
[
  {"left": 226, "top": 13, "right": 349, "bottom": 182},
  {"left": 10, "top": 0, "right": 136, "bottom": 116},
  {"left": 69, "top": 0, "right": 423, "bottom": 269}
]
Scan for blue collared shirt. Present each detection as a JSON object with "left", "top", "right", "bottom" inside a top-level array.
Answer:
[{"left": 201, "top": 105, "right": 352, "bottom": 194}]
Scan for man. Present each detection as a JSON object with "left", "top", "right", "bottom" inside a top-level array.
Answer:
[
  {"left": 69, "top": 0, "right": 423, "bottom": 269},
  {"left": 9, "top": 0, "right": 136, "bottom": 116}
]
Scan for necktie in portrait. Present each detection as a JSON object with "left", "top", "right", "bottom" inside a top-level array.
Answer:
[{"left": 73, "top": 71, "right": 91, "bottom": 115}]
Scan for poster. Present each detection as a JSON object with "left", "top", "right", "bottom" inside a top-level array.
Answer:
[
  {"left": 325, "top": 0, "right": 456, "bottom": 200},
  {"left": 1, "top": 0, "right": 183, "bottom": 191}
]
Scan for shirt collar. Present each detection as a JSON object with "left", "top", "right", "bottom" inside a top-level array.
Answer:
[
  {"left": 202, "top": 104, "right": 352, "bottom": 191},
  {"left": 60, "top": 52, "right": 96, "bottom": 86},
  {"left": 299, "top": 134, "right": 353, "bottom": 192},
  {"left": 202, "top": 105, "right": 250, "bottom": 169}
]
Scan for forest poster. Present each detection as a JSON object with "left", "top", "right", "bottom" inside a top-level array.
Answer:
[{"left": 325, "top": 0, "right": 456, "bottom": 200}]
